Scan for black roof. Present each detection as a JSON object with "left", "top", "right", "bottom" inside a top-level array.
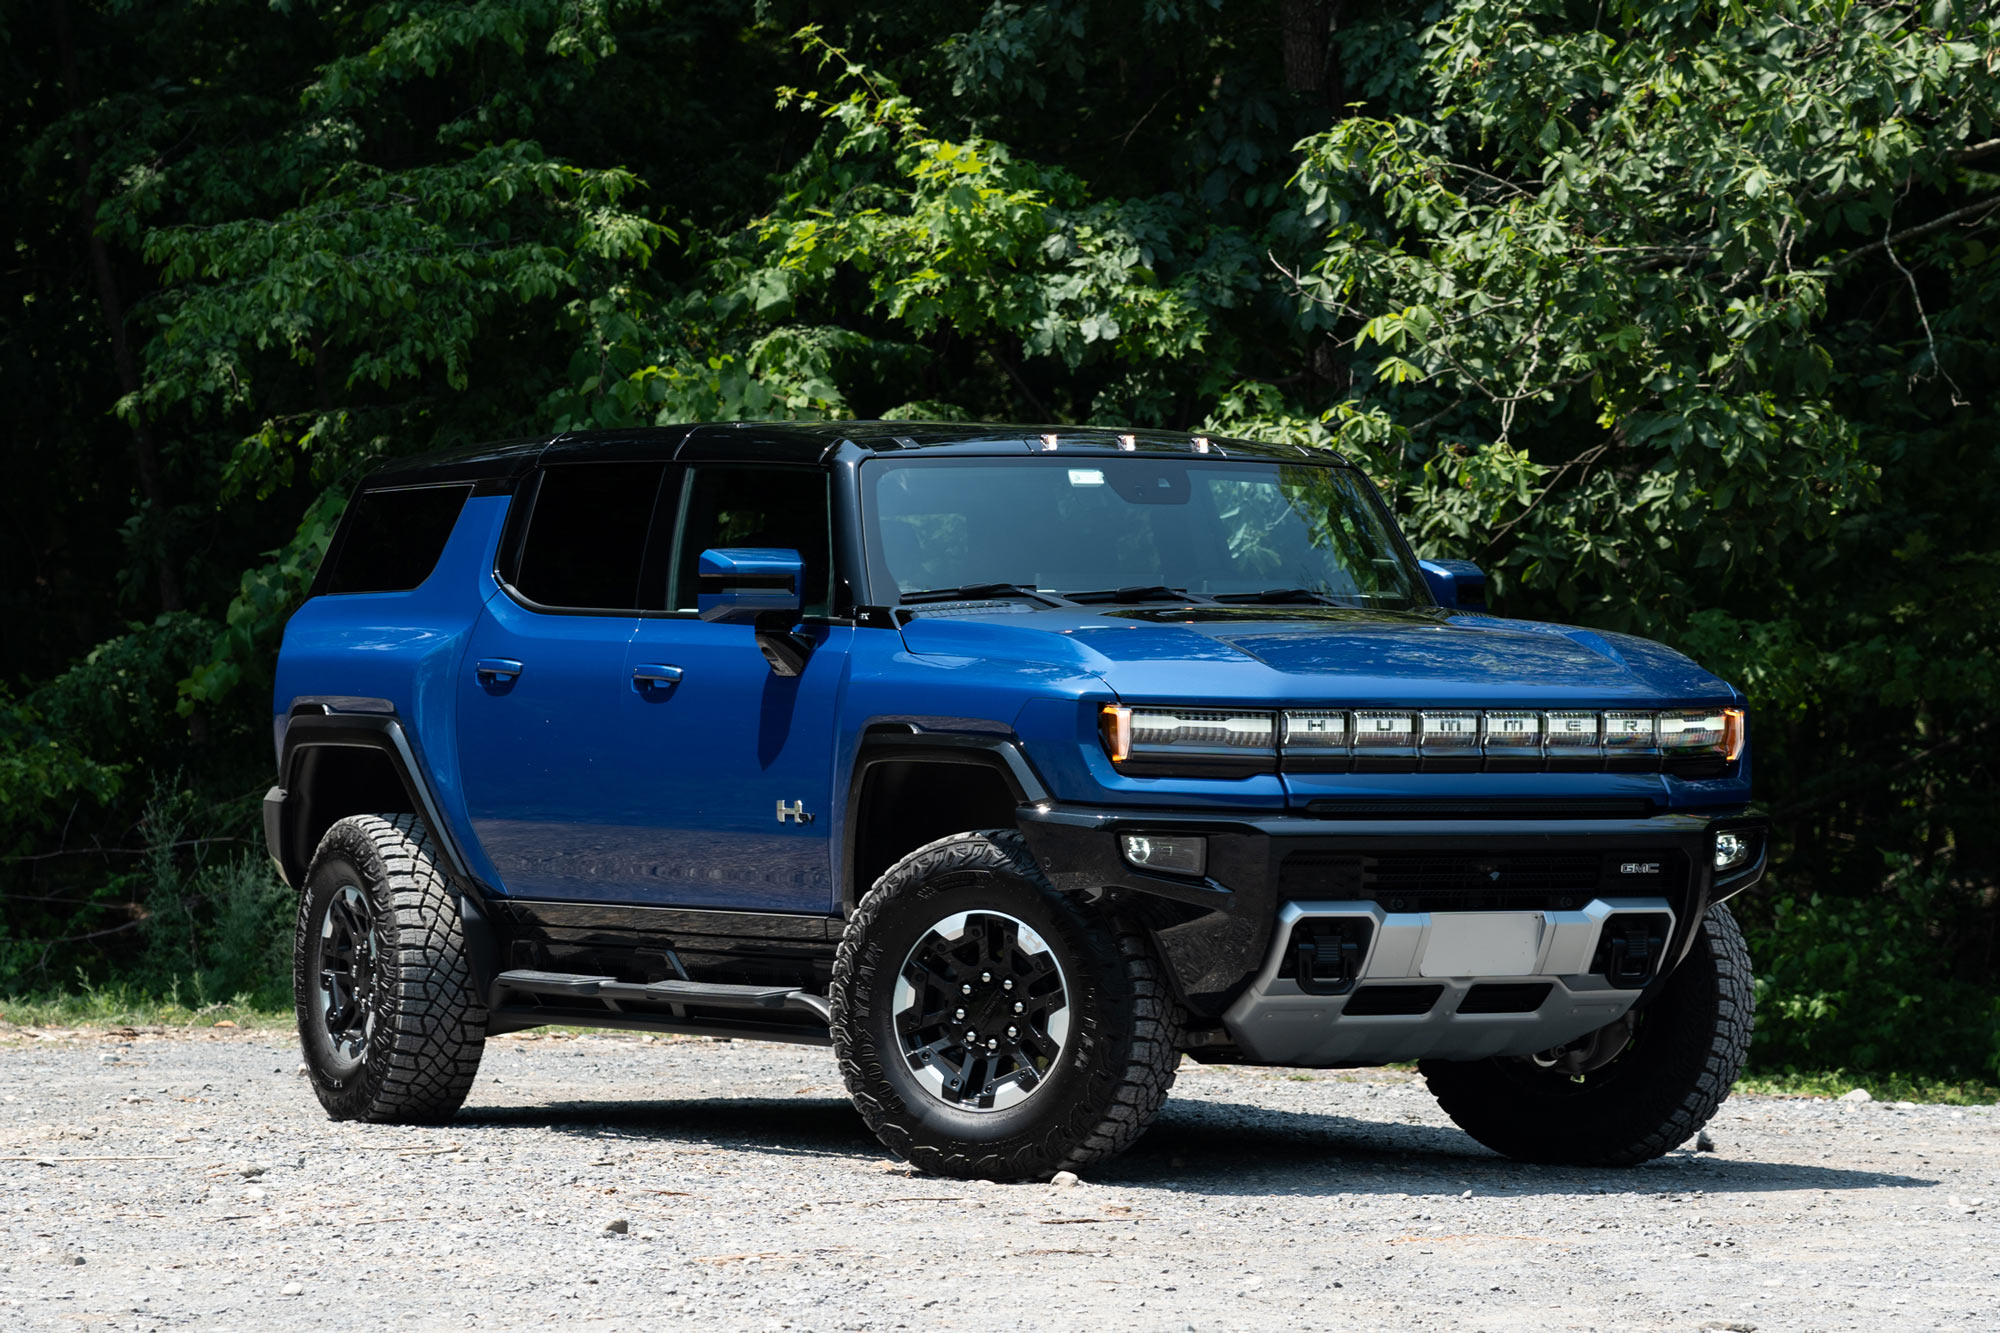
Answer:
[{"left": 366, "top": 420, "right": 1346, "bottom": 489}]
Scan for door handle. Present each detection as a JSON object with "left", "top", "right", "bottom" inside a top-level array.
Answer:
[
  {"left": 475, "top": 658, "right": 524, "bottom": 683},
  {"left": 632, "top": 663, "right": 684, "bottom": 689}
]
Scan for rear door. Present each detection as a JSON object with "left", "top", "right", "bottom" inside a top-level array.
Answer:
[{"left": 456, "top": 460, "right": 671, "bottom": 900}]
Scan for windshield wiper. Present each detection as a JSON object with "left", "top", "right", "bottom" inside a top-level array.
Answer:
[
  {"left": 897, "top": 582, "right": 1065, "bottom": 607},
  {"left": 1062, "top": 585, "right": 1209, "bottom": 605},
  {"left": 1212, "top": 587, "right": 1343, "bottom": 605}
]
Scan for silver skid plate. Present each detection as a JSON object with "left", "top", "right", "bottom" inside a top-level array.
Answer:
[{"left": 1221, "top": 898, "right": 1674, "bottom": 1066}]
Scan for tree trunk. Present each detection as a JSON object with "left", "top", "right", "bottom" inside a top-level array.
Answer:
[
  {"left": 52, "top": 0, "right": 183, "bottom": 616},
  {"left": 1280, "top": 0, "right": 1331, "bottom": 97}
]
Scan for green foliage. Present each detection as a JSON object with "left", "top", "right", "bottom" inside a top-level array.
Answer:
[
  {"left": 2, "top": 0, "right": 1994, "bottom": 1074},
  {"left": 179, "top": 488, "right": 347, "bottom": 717},
  {"left": 1745, "top": 857, "right": 2000, "bottom": 1080},
  {"left": 0, "top": 615, "right": 214, "bottom": 845},
  {"left": 1736, "top": 1067, "right": 2000, "bottom": 1107}
]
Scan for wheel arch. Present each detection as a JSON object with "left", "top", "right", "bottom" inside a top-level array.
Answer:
[
  {"left": 268, "top": 705, "right": 500, "bottom": 992},
  {"left": 841, "top": 729, "right": 1050, "bottom": 915}
]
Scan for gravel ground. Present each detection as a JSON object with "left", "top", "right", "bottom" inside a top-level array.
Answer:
[{"left": 1, "top": 1024, "right": 1995, "bottom": 1332}]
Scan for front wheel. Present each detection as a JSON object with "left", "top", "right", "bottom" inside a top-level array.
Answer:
[
  {"left": 831, "top": 830, "right": 1183, "bottom": 1181},
  {"left": 294, "top": 814, "right": 487, "bottom": 1123},
  {"left": 1419, "top": 903, "right": 1755, "bottom": 1166}
]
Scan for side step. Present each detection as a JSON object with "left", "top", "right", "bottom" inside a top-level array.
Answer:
[{"left": 492, "top": 969, "right": 833, "bottom": 1023}]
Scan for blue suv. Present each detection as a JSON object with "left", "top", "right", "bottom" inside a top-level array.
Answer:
[{"left": 265, "top": 422, "right": 1766, "bottom": 1179}]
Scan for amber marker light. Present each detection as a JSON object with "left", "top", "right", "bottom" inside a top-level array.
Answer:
[
  {"left": 1100, "top": 704, "right": 1133, "bottom": 763},
  {"left": 1723, "top": 707, "right": 1746, "bottom": 762}
]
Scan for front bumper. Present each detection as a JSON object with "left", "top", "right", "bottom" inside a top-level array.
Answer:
[{"left": 1016, "top": 804, "right": 1766, "bottom": 1061}]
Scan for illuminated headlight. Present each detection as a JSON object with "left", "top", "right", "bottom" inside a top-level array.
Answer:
[
  {"left": 1714, "top": 830, "right": 1753, "bottom": 872},
  {"left": 1100, "top": 705, "right": 1276, "bottom": 774},
  {"left": 1120, "top": 833, "right": 1208, "bottom": 877},
  {"left": 1660, "top": 708, "right": 1746, "bottom": 762}
]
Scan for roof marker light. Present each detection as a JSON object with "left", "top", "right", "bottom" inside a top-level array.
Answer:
[
  {"left": 1190, "top": 435, "right": 1212, "bottom": 454},
  {"left": 1117, "top": 433, "right": 1137, "bottom": 452},
  {"left": 1036, "top": 433, "right": 1060, "bottom": 452}
]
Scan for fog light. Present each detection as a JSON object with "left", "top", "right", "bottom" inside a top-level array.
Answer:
[
  {"left": 1714, "top": 831, "right": 1753, "bottom": 872},
  {"left": 1120, "top": 833, "right": 1207, "bottom": 877}
]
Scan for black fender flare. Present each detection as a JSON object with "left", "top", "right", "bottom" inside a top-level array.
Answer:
[
  {"left": 839, "top": 728, "right": 1050, "bottom": 913},
  {"left": 266, "top": 701, "right": 500, "bottom": 994}
]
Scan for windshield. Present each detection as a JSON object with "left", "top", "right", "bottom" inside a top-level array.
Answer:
[{"left": 862, "top": 456, "right": 1428, "bottom": 608}]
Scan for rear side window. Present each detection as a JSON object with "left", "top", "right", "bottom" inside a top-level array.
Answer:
[
  {"left": 513, "top": 462, "right": 668, "bottom": 611},
  {"left": 322, "top": 484, "right": 471, "bottom": 595},
  {"left": 671, "top": 465, "right": 832, "bottom": 616}
]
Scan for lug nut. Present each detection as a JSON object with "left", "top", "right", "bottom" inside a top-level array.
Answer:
[
  {"left": 1006, "top": 1026, "right": 1018, "bottom": 1039},
  {"left": 961, "top": 983, "right": 973, "bottom": 995},
  {"left": 1013, "top": 1001, "right": 1024, "bottom": 1014},
  {"left": 981, "top": 971, "right": 992, "bottom": 983},
  {"left": 986, "top": 1038, "right": 999, "bottom": 1051},
  {"left": 954, "top": 1007, "right": 966, "bottom": 1020},
  {"left": 1003, "top": 979, "right": 1015, "bottom": 991}
]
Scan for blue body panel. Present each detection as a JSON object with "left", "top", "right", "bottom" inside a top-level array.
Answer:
[
  {"left": 614, "top": 617, "right": 850, "bottom": 910},
  {"left": 888, "top": 607, "right": 1751, "bottom": 814},
  {"left": 455, "top": 594, "right": 644, "bottom": 900},
  {"left": 273, "top": 493, "right": 512, "bottom": 891},
  {"left": 275, "top": 458, "right": 1754, "bottom": 910}
]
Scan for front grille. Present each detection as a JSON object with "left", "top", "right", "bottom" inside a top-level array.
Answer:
[
  {"left": 1343, "top": 984, "right": 1443, "bottom": 1016},
  {"left": 1279, "top": 849, "right": 1687, "bottom": 914}
]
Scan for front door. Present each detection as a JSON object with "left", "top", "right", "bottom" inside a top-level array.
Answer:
[
  {"left": 613, "top": 462, "right": 847, "bottom": 912},
  {"left": 619, "top": 618, "right": 849, "bottom": 910}
]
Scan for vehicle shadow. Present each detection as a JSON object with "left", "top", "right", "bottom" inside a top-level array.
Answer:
[
  {"left": 457, "top": 1093, "right": 1937, "bottom": 1198},
  {"left": 1101, "top": 1096, "right": 1938, "bottom": 1198},
  {"left": 458, "top": 1096, "right": 885, "bottom": 1164}
]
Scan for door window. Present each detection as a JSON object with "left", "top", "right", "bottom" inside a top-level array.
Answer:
[
  {"left": 512, "top": 462, "right": 669, "bottom": 611},
  {"left": 670, "top": 466, "right": 832, "bottom": 616}
]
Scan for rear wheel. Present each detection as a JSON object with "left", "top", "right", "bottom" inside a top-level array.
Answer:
[
  {"left": 831, "top": 830, "right": 1182, "bottom": 1180},
  {"left": 294, "top": 814, "right": 487, "bottom": 1123},
  {"left": 1419, "top": 903, "right": 1754, "bottom": 1166}
]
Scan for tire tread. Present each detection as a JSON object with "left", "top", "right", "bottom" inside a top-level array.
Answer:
[
  {"left": 295, "top": 814, "right": 486, "bottom": 1124},
  {"left": 831, "top": 830, "right": 1182, "bottom": 1180}
]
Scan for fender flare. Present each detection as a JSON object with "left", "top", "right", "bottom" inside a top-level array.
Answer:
[
  {"left": 838, "top": 728, "right": 1050, "bottom": 913},
  {"left": 266, "top": 702, "right": 499, "bottom": 993}
]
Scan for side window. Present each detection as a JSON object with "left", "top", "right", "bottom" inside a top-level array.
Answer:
[
  {"left": 672, "top": 466, "right": 832, "bottom": 617},
  {"left": 322, "top": 484, "right": 470, "bottom": 595},
  {"left": 512, "top": 462, "right": 668, "bottom": 611}
]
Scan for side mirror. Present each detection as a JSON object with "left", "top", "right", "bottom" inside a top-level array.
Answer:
[
  {"left": 697, "top": 548, "right": 804, "bottom": 624},
  {"left": 1419, "top": 558, "right": 1488, "bottom": 612},
  {"left": 697, "top": 547, "right": 812, "bottom": 677}
]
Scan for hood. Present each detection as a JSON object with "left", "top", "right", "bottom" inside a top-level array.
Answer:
[{"left": 895, "top": 604, "right": 1735, "bottom": 706}]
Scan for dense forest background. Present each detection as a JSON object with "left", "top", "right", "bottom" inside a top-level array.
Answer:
[{"left": 2, "top": 0, "right": 1994, "bottom": 1080}]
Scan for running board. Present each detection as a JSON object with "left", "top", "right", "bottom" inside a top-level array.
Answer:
[{"left": 492, "top": 969, "right": 833, "bottom": 1023}]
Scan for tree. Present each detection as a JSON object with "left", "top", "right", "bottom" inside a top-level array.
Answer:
[{"left": 2, "top": 0, "right": 1994, "bottom": 1077}]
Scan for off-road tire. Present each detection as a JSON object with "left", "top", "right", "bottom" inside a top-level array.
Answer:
[
  {"left": 831, "top": 830, "right": 1183, "bottom": 1181},
  {"left": 294, "top": 814, "right": 487, "bottom": 1123},
  {"left": 1419, "top": 903, "right": 1754, "bottom": 1166}
]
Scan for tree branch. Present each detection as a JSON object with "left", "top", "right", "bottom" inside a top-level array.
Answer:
[{"left": 1838, "top": 193, "right": 2000, "bottom": 267}]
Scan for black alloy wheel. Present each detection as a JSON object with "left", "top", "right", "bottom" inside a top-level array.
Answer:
[
  {"left": 312, "top": 884, "right": 380, "bottom": 1070},
  {"left": 895, "top": 909, "right": 1071, "bottom": 1112},
  {"left": 831, "top": 829, "right": 1183, "bottom": 1181}
]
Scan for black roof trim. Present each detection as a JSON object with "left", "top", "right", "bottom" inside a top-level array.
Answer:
[{"left": 358, "top": 421, "right": 1346, "bottom": 489}]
